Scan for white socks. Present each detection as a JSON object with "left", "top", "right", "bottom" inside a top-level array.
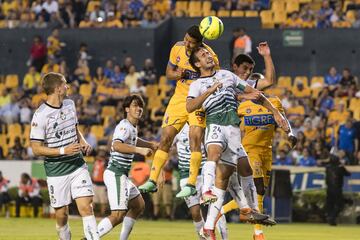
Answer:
[
  {"left": 97, "top": 217, "right": 113, "bottom": 237},
  {"left": 216, "top": 214, "right": 228, "bottom": 240},
  {"left": 193, "top": 219, "right": 205, "bottom": 239},
  {"left": 240, "top": 175, "right": 258, "bottom": 209},
  {"left": 56, "top": 223, "right": 71, "bottom": 240},
  {"left": 228, "top": 172, "right": 250, "bottom": 209},
  {"left": 82, "top": 215, "right": 100, "bottom": 240},
  {"left": 202, "top": 161, "right": 216, "bottom": 194},
  {"left": 204, "top": 187, "right": 225, "bottom": 230},
  {"left": 120, "top": 216, "right": 136, "bottom": 240}
]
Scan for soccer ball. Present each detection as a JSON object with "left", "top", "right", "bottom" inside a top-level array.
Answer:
[{"left": 199, "top": 16, "right": 224, "bottom": 40}]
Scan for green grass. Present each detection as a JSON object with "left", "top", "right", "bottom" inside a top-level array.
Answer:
[{"left": 0, "top": 218, "right": 359, "bottom": 240}]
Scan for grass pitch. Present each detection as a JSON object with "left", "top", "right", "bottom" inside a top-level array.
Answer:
[{"left": 0, "top": 218, "right": 358, "bottom": 240}]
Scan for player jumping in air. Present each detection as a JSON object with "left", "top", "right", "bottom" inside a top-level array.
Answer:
[
  {"left": 139, "top": 25, "right": 219, "bottom": 198},
  {"left": 186, "top": 47, "right": 289, "bottom": 239}
]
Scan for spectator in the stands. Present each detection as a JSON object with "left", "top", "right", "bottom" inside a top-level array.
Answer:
[
  {"left": 42, "top": 0, "right": 59, "bottom": 15},
  {"left": 232, "top": 27, "right": 252, "bottom": 60},
  {"left": 73, "top": 0, "right": 86, "bottom": 26},
  {"left": 105, "top": 12, "right": 123, "bottom": 28},
  {"left": 58, "top": 2, "right": 75, "bottom": 28},
  {"left": 110, "top": 64, "right": 126, "bottom": 85},
  {"left": 316, "top": 0, "right": 333, "bottom": 28},
  {"left": 298, "top": 148, "right": 317, "bottom": 166},
  {"left": 338, "top": 117, "right": 358, "bottom": 165},
  {"left": 305, "top": 109, "right": 321, "bottom": 128},
  {"left": 0, "top": 95, "right": 20, "bottom": 124},
  {"left": 46, "top": 28, "right": 64, "bottom": 60},
  {"left": 121, "top": 57, "right": 133, "bottom": 74},
  {"left": 325, "top": 66, "right": 341, "bottom": 92},
  {"left": 274, "top": 149, "right": 294, "bottom": 166},
  {"left": 316, "top": 87, "right": 334, "bottom": 115},
  {"left": 16, "top": 173, "right": 42, "bottom": 218},
  {"left": 141, "top": 58, "right": 157, "bottom": 85},
  {"left": 352, "top": 10, "right": 360, "bottom": 28},
  {"left": 141, "top": 10, "right": 158, "bottom": 28},
  {"left": 90, "top": 4, "right": 106, "bottom": 24},
  {"left": 129, "top": 0, "right": 144, "bottom": 19},
  {"left": 93, "top": 66, "right": 109, "bottom": 85},
  {"left": 19, "top": 99, "right": 32, "bottom": 124},
  {"left": 125, "top": 65, "right": 141, "bottom": 89},
  {"left": 283, "top": 11, "right": 303, "bottom": 28},
  {"left": 41, "top": 57, "right": 60, "bottom": 74},
  {"left": 103, "top": 59, "right": 114, "bottom": 79},
  {"left": 8, "top": 137, "right": 28, "bottom": 160},
  {"left": 30, "top": 36, "right": 47, "bottom": 72},
  {"left": 23, "top": 66, "right": 41, "bottom": 95},
  {"left": 313, "top": 141, "right": 330, "bottom": 166}
]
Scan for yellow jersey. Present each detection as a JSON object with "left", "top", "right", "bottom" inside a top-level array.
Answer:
[
  {"left": 238, "top": 97, "right": 285, "bottom": 149},
  {"left": 168, "top": 42, "right": 218, "bottom": 99}
]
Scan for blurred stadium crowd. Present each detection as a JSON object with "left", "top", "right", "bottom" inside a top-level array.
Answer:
[{"left": 1, "top": 0, "right": 360, "bottom": 29}]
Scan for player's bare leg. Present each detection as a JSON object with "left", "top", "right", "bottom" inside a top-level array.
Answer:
[
  {"left": 97, "top": 195, "right": 144, "bottom": 239},
  {"left": 176, "top": 125, "right": 204, "bottom": 198},
  {"left": 139, "top": 125, "right": 178, "bottom": 193},
  {"left": 75, "top": 196, "right": 99, "bottom": 240},
  {"left": 55, "top": 206, "right": 71, "bottom": 240}
]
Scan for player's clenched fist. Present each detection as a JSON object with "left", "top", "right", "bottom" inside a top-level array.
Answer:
[{"left": 136, "top": 147, "right": 153, "bottom": 157}]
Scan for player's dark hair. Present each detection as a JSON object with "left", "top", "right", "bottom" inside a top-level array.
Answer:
[
  {"left": 189, "top": 47, "right": 203, "bottom": 73},
  {"left": 186, "top": 25, "right": 203, "bottom": 43},
  {"left": 233, "top": 54, "right": 255, "bottom": 67},
  {"left": 123, "top": 94, "right": 145, "bottom": 118},
  {"left": 42, "top": 72, "right": 65, "bottom": 95}
]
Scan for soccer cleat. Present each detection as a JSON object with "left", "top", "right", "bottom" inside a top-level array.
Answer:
[
  {"left": 239, "top": 208, "right": 270, "bottom": 224},
  {"left": 199, "top": 227, "right": 216, "bottom": 240},
  {"left": 200, "top": 190, "right": 218, "bottom": 205},
  {"left": 261, "top": 217, "right": 277, "bottom": 226},
  {"left": 253, "top": 233, "right": 266, "bottom": 240},
  {"left": 176, "top": 184, "right": 197, "bottom": 198},
  {"left": 138, "top": 180, "right": 157, "bottom": 193}
]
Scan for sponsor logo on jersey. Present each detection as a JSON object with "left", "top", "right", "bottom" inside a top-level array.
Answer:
[{"left": 244, "top": 114, "right": 275, "bottom": 126}]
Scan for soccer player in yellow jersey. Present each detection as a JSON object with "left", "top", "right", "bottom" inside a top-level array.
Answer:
[{"left": 139, "top": 25, "right": 219, "bottom": 197}]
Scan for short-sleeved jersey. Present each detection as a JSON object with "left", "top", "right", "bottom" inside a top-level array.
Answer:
[
  {"left": 107, "top": 119, "right": 138, "bottom": 176},
  {"left": 174, "top": 124, "right": 206, "bottom": 178},
  {"left": 30, "top": 99, "right": 84, "bottom": 177},
  {"left": 188, "top": 69, "right": 249, "bottom": 126},
  {"left": 168, "top": 42, "right": 219, "bottom": 98},
  {"left": 238, "top": 97, "right": 285, "bottom": 149}
]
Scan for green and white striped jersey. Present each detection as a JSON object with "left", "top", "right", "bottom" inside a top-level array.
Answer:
[
  {"left": 174, "top": 124, "right": 206, "bottom": 179},
  {"left": 188, "top": 69, "right": 249, "bottom": 126},
  {"left": 30, "top": 99, "right": 85, "bottom": 177},
  {"left": 108, "top": 119, "right": 138, "bottom": 176}
]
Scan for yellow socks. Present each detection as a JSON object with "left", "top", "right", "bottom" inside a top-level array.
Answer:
[
  {"left": 222, "top": 200, "right": 239, "bottom": 214},
  {"left": 187, "top": 152, "right": 202, "bottom": 186},
  {"left": 254, "top": 194, "right": 264, "bottom": 232},
  {"left": 149, "top": 150, "right": 168, "bottom": 182}
]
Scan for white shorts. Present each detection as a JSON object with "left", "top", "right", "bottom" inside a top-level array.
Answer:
[
  {"left": 103, "top": 169, "right": 140, "bottom": 211},
  {"left": 180, "top": 175, "right": 203, "bottom": 208},
  {"left": 205, "top": 124, "right": 247, "bottom": 167},
  {"left": 47, "top": 164, "right": 94, "bottom": 208}
]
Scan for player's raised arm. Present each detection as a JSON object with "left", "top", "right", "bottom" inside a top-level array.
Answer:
[
  {"left": 186, "top": 82, "right": 222, "bottom": 113},
  {"left": 256, "top": 42, "right": 276, "bottom": 90}
]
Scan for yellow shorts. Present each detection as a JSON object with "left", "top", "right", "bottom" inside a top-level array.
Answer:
[
  {"left": 246, "top": 147, "right": 272, "bottom": 180},
  {"left": 161, "top": 95, "right": 205, "bottom": 131}
]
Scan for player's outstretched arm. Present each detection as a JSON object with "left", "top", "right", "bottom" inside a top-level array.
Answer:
[
  {"left": 186, "top": 82, "right": 222, "bottom": 113},
  {"left": 113, "top": 141, "right": 153, "bottom": 157},
  {"left": 30, "top": 141, "right": 81, "bottom": 157},
  {"left": 256, "top": 42, "right": 276, "bottom": 90},
  {"left": 136, "top": 138, "right": 159, "bottom": 151}
]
